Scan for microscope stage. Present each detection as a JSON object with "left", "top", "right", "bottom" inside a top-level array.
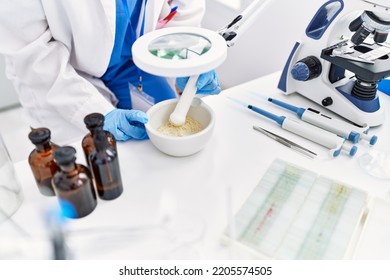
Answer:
[{"left": 321, "top": 43, "right": 390, "bottom": 81}]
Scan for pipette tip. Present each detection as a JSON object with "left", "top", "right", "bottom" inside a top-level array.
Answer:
[
  {"left": 225, "top": 95, "right": 249, "bottom": 107},
  {"left": 246, "top": 90, "right": 269, "bottom": 102}
]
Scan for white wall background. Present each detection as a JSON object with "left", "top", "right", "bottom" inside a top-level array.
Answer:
[{"left": 202, "top": 0, "right": 326, "bottom": 89}]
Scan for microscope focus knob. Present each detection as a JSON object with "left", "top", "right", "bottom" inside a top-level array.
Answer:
[{"left": 291, "top": 56, "right": 322, "bottom": 81}]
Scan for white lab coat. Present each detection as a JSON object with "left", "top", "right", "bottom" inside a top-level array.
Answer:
[{"left": 0, "top": 0, "right": 205, "bottom": 144}]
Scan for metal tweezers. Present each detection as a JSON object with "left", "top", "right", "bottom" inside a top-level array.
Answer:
[{"left": 253, "top": 125, "right": 317, "bottom": 158}]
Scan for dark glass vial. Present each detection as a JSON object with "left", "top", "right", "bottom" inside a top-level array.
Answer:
[
  {"left": 82, "top": 113, "right": 116, "bottom": 166},
  {"left": 90, "top": 130, "right": 123, "bottom": 200},
  {"left": 52, "top": 146, "right": 97, "bottom": 218},
  {"left": 28, "top": 128, "right": 59, "bottom": 196}
]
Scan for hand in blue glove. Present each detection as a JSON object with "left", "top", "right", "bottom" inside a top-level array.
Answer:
[
  {"left": 103, "top": 109, "right": 148, "bottom": 141},
  {"left": 176, "top": 70, "right": 221, "bottom": 95}
]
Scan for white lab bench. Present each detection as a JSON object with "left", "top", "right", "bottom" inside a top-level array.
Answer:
[{"left": 2, "top": 71, "right": 390, "bottom": 260}]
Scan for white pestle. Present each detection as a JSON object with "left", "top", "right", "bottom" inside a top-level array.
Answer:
[{"left": 169, "top": 74, "right": 199, "bottom": 126}]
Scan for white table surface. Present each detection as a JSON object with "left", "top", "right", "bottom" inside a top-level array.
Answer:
[{"left": 2, "top": 71, "right": 390, "bottom": 260}]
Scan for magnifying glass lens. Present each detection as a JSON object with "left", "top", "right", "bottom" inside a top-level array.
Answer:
[{"left": 149, "top": 33, "right": 211, "bottom": 60}]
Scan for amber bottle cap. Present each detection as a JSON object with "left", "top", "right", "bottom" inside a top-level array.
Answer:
[
  {"left": 54, "top": 146, "right": 77, "bottom": 165},
  {"left": 28, "top": 128, "right": 51, "bottom": 145},
  {"left": 84, "top": 113, "right": 105, "bottom": 130}
]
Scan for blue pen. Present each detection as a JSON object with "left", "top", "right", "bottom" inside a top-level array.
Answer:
[
  {"left": 161, "top": 6, "right": 178, "bottom": 22},
  {"left": 267, "top": 97, "right": 378, "bottom": 145}
]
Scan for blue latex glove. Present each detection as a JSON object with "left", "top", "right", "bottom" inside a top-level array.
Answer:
[
  {"left": 103, "top": 109, "right": 148, "bottom": 141},
  {"left": 176, "top": 70, "right": 221, "bottom": 95}
]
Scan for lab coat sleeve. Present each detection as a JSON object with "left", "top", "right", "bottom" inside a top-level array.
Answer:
[
  {"left": 165, "top": 0, "right": 206, "bottom": 27},
  {"left": 0, "top": 2, "right": 115, "bottom": 137}
]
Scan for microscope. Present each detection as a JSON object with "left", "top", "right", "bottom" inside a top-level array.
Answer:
[{"left": 278, "top": 0, "right": 390, "bottom": 127}]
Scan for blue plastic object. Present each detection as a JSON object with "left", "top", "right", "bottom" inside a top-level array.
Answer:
[
  {"left": 247, "top": 105, "right": 286, "bottom": 126},
  {"left": 305, "top": 0, "right": 344, "bottom": 40},
  {"left": 268, "top": 98, "right": 305, "bottom": 118},
  {"left": 378, "top": 79, "right": 390, "bottom": 96},
  {"left": 176, "top": 70, "right": 221, "bottom": 95},
  {"left": 337, "top": 80, "right": 380, "bottom": 112},
  {"left": 278, "top": 42, "right": 301, "bottom": 92},
  {"left": 348, "top": 131, "right": 360, "bottom": 144},
  {"left": 349, "top": 146, "right": 358, "bottom": 156},
  {"left": 104, "top": 109, "right": 148, "bottom": 141},
  {"left": 58, "top": 199, "right": 77, "bottom": 219},
  {"left": 333, "top": 149, "right": 341, "bottom": 157},
  {"left": 291, "top": 62, "right": 311, "bottom": 81},
  {"left": 369, "top": 135, "right": 378, "bottom": 145}
]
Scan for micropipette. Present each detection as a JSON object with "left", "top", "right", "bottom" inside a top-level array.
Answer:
[
  {"left": 226, "top": 96, "right": 357, "bottom": 157},
  {"left": 268, "top": 97, "right": 378, "bottom": 145}
]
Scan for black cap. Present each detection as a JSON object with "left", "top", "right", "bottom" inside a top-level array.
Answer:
[
  {"left": 28, "top": 128, "right": 51, "bottom": 145},
  {"left": 54, "top": 146, "right": 77, "bottom": 165},
  {"left": 84, "top": 113, "right": 105, "bottom": 130}
]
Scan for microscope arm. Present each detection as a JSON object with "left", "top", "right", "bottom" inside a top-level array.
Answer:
[
  {"left": 218, "top": 0, "right": 275, "bottom": 47},
  {"left": 218, "top": 0, "right": 390, "bottom": 47}
]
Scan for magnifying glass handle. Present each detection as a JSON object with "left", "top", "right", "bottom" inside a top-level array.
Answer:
[{"left": 169, "top": 74, "right": 199, "bottom": 126}]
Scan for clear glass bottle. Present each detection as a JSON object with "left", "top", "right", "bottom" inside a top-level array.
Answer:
[
  {"left": 82, "top": 113, "right": 116, "bottom": 166},
  {"left": 0, "top": 133, "right": 24, "bottom": 223},
  {"left": 52, "top": 146, "right": 97, "bottom": 218},
  {"left": 90, "top": 130, "right": 123, "bottom": 200},
  {"left": 28, "top": 128, "right": 59, "bottom": 196}
]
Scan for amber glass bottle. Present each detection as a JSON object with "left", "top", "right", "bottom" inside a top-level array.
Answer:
[
  {"left": 90, "top": 130, "right": 123, "bottom": 200},
  {"left": 28, "top": 128, "right": 59, "bottom": 196},
  {"left": 82, "top": 113, "right": 116, "bottom": 166},
  {"left": 52, "top": 146, "right": 97, "bottom": 218}
]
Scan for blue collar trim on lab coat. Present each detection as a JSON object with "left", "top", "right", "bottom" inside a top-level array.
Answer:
[
  {"left": 101, "top": 0, "right": 144, "bottom": 108},
  {"left": 101, "top": 0, "right": 175, "bottom": 109}
]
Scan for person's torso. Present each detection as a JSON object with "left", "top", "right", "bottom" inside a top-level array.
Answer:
[
  {"left": 101, "top": 0, "right": 178, "bottom": 110},
  {"left": 42, "top": 0, "right": 168, "bottom": 77}
]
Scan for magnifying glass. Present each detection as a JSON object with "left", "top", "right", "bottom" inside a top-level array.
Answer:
[{"left": 132, "top": 26, "right": 227, "bottom": 126}]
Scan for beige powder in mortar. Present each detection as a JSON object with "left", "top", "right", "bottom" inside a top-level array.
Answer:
[{"left": 158, "top": 117, "right": 203, "bottom": 137}]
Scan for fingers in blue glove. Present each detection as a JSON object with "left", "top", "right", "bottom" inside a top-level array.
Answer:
[
  {"left": 104, "top": 109, "right": 149, "bottom": 141},
  {"left": 196, "top": 70, "right": 221, "bottom": 95},
  {"left": 176, "top": 70, "right": 221, "bottom": 95},
  {"left": 119, "top": 110, "right": 149, "bottom": 140}
]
